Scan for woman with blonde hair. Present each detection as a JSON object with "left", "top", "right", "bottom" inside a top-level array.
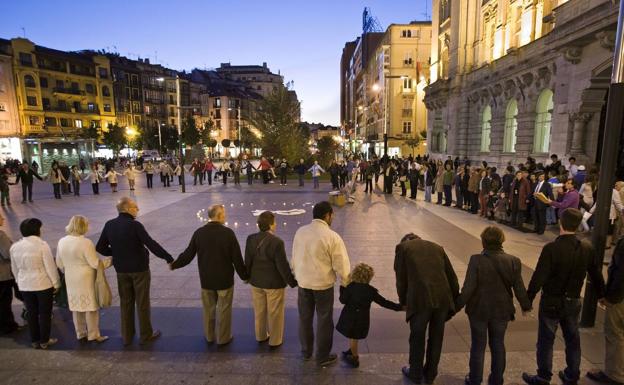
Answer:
[{"left": 56, "top": 215, "right": 110, "bottom": 342}]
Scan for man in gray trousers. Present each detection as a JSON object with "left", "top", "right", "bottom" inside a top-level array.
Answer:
[{"left": 291, "top": 201, "right": 351, "bottom": 367}]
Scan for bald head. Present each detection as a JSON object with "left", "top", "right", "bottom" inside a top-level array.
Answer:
[
  {"left": 208, "top": 204, "right": 226, "bottom": 224},
  {"left": 117, "top": 197, "right": 139, "bottom": 218}
]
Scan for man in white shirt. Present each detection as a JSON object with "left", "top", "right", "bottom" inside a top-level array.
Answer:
[
  {"left": 291, "top": 201, "right": 350, "bottom": 367},
  {"left": 568, "top": 157, "right": 578, "bottom": 177}
]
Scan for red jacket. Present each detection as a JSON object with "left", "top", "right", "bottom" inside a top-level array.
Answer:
[{"left": 510, "top": 177, "right": 531, "bottom": 210}]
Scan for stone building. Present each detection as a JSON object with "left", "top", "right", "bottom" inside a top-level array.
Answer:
[
  {"left": 424, "top": 0, "right": 621, "bottom": 170},
  {"left": 0, "top": 39, "right": 21, "bottom": 162}
]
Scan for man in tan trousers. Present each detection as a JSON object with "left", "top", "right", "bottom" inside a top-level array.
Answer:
[{"left": 171, "top": 205, "right": 248, "bottom": 345}]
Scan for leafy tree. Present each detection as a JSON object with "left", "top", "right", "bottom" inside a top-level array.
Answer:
[
  {"left": 161, "top": 125, "right": 179, "bottom": 154},
  {"left": 316, "top": 136, "right": 340, "bottom": 166},
  {"left": 182, "top": 116, "right": 201, "bottom": 147},
  {"left": 137, "top": 122, "right": 160, "bottom": 151},
  {"left": 404, "top": 137, "right": 421, "bottom": 155},
  {"left": 248, "top": 87, "right": 309, "bottom": 164},
  {"left": 201, "top": 118, "right": 215, "bottom": 144},
  {"left": 102, "top": 123, "right": 126, "bottom": 156}
]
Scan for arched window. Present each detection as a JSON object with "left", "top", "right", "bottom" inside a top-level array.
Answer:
[
  {"left": 503, "top": 99, "right": 518, "bottom": 152},
  {"left": 102, "top": 85, "right": 110, "bottom": 97},
  {"left": 480, "top": 105, "right": 492, "bottom": 152},
  {"left": 533, "top": 89, "right": 553, "bottom": 153},
  {"left": 24, "top": 74, "right": 36, "bottom": 88}
]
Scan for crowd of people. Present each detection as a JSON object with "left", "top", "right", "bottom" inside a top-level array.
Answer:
[{"left": 0, "top": 194, "right": 622, "bottom": 385}]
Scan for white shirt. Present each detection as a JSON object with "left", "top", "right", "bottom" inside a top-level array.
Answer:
[
  {"left": 291, "top": 219, "right": 350, "bottom": 290},
  {"left": 10, "top": 236, "right": 60, "bottom": 291},
  {"left": 535, "top": 181, "right": 543, "bottom": 194},
  {"left": 569, "top": 164, "right": 578, "bottom": 177}
]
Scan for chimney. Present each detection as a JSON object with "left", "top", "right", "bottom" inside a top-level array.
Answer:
[
  {"left": 145, "top": 58, "right": 150, "bottom": 64},
  {"left": 263, "top": 62, "right": 267, "bottom": 68}
]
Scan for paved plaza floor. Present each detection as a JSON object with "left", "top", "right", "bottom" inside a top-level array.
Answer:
[{"left": 0, "top": 176, "right": 610, "bottom": 384}]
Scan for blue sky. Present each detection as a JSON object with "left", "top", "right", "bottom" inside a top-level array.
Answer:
[{"left": 1, "top": 0, "right": 429, "bottom": 125}]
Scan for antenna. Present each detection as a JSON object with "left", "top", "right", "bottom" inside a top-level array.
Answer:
[
  {"left": 422, "top": 0, "right": 431, "bottom": 20},
  {"left": 362, "top": 7, "right": 383, "bottom": 34},
  {"left": 155, "top": 51, "right": 158, "bottom": 63},
  {"left": 21, "top": 27, "right": 26, "bottom": 38}
]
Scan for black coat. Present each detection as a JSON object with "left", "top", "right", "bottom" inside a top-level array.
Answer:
[
  {"left": 244, "top": 231, "right": 297, "bottom": 289},
  {"left": 336, "top": 282, "right": 401, "bottom": 339},
  {"left": 533, "top": 180, "right": 553, "bottom": 211},
  {"left": 15, "top": 168, "right": 42, "bottom": 184},
  {"left": 606, "top": 238, "right": 624, "bottom": 304},
  {"left": 171, "top": 222, "right": 248, "bottom": 290}
]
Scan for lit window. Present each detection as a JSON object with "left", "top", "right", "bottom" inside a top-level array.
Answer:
[
  {"left": 75, "top": 119, "right": 83, "bottom": 128},
  {"left": 29, "top": 116, "right": 39, "bottom": 125},
  {"left": 533, "top": 89, "right": 553, "bottom": 153},
  {"left": 103, "top": 104, "right": 111, "bottom": 112},
  {"left": 480, "top": 105, "right": 492, "bottom": 152},
  {"left": 503, "top": 99, "right": 518, "bottom": 152}
]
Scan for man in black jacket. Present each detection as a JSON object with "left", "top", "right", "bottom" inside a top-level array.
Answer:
[
  {"left": 171, "top": 204, "right": 248, "bottom": 345},
  {"left": 15, "top": 163, "right": 42, "bottom": 203},
  {"left": 587, "top": 238, "right": 624, "bottom": 385},
  {"left": 395, "top": 233, "right": 460, "bottom": 384},
  {"left": 244, "top": 211, "right": 296, "bottom": 347},
  {"left": 523, "top": 208, "right": 606, "bottom": 385},
  {"left": 456, "top": 226, "right": 532, "bottom": 385},
  {"left": 96, "top": 197, "right": 173, "bottom": 346},
  {"left": 532, "top": 171, "right": 553, "bottom": 235}
]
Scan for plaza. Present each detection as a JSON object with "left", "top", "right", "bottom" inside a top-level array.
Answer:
[{"left": 0, "top": 177, "right": 609, "bottom": 384}]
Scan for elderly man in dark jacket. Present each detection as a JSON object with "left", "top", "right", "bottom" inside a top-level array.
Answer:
[
  {"left": 15, "top": 163, "right": 42, "bottom": 203},
  {"left": 244, "top": 211, "right": 297, "bottom": 348},
  {"left": 456, "top": 226, "right": 532, "bottom": 385},
  {"left": 395, "top": 233, "right": 460, "bottom": 384},
  {"left": 96, "top": 197, "right": 173, "bottom": 346},
  {"left": 532, "top": 171, "right": 553, "bottom": 235},
  {"left": 510, "top": 170, "right": 531, "bottom": 228},
  {"left": 171, "top": 204, "right": 248, "bottom": 346}
]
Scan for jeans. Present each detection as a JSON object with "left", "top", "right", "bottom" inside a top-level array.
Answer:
[
  {"left": 410, "top": 177, "right": 418, "bottom": 199},
  {"left": 365, "top": 179, "right": 373, "bottom": 193},
  {"left": 408, "top": 307, "right": 448, "bottom": 382},
  {"left": 117, "top": 271, "right": 153, "bottom": 344},
  {"left": 21, "top": 288, "right": 54, "bottom": 344},
  {"left": 21, "top": 182, "right": 33, "bottom": 201},
  {"left": 92, "top": 183, "right": 99, "bottom": 194},
  {"left": 468, "top": 317, "right": 509, "bottom": 385},
  {"left": 298, "top": 287, "right": 334, "bottom": 362},
  {"left": 206, "top": 170, "right": 213, "bottom": 185},
  {"left": 546, "top": 207, "right": 556, "bottom": 224},
  {"left": 400, "top": 181, "right": 407, "bottom": 196},
  {"left": 536, "top": 298, "right": 582, "bottom": 382},
  {"left": 146, "top": 174, "right": 153, "bottom": 188},
  {"left": 298, "top": 174, "right": 304, "bottom": 187},
  {"left": 53, "top": 183, "right": 61, "bottom": 199},
  {"left": 455, "top": 187, "right": 463, "bottom": 207},
  {"left": 280, "top": 172, "right": 287, "bottom": 185},
  {"left": 425, "top": 186, "right": 432, "bottom": 202},
  {"left": 193, "top": 173, "right": 203, "bottom": 185},
  {"left": 72, "top": 181, "right": 80, "bottom": 196},
  {"left": 313, "top": 176, "right": 319, "bottom": 189},
  {"left": 443, "top": 185, "right": 452, "bottom": 205}
]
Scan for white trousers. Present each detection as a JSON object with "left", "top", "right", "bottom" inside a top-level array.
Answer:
[{"left": 72, "top": 310, "right": 101, "bottom": 340}]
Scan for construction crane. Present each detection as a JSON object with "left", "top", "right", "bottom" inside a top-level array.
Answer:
[{"left": 362, "top": 7, "right": 383, "bottom": 34}]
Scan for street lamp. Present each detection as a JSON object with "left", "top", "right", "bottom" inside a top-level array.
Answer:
[
  {"left": 228, "top": 103, "right": 242, "bottom": 157},
  {"left": 156, "top": 75, "right": 185, "bottom": 193}
]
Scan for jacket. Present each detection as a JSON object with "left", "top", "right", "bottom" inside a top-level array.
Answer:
[
  {"left": 0, "top": 230, "right": 13, "bottom": 282},
  {"left": 510, "top": 177, "right": 531, "bottom": 210},
  {"left": 15, "top": 168, "right": 42, "bottom": 184},
  {"left": 606, "top": 238, "right": 624, "bottom": 304},
  {"left": 468, "top": 173, "right": 480, "bottom": 193},
  {"left": 394, "top": 238, "right": 460, "bottom": 321},
  {"left": 533, "top": 180, "right": 554, "bottom": 210},
  {"left": 10, "top": 236, "right": 61, "bottom": 291},
  {"left": 244, "top": 231, "right": 296, "bottom": 289},
  {"left": 96, "top": 213, "right": 172, "bottom": 273},
  {"left": 456, "top": 249, "right": 531, "bottom": 321},
  {"left": 172, "top": 222, "right": 248, "bottom": 290},
  {"left": 527, "top": 234, "right": 605, "bottom": 302}
]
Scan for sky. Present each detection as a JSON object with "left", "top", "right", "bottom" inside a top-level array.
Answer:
[{"left": 1, "top": 0, "right": 429, "bottom": 125}]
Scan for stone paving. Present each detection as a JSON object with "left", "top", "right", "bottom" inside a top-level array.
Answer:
[{"left": 0, "top": 175, "right": 610, "bottom": 384}]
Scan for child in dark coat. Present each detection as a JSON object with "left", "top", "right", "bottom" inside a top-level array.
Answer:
[{"left": 337, "top": 263, "right": 403, "bottom": 367}]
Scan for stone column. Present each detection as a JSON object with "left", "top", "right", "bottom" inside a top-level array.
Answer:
[{"left": 569, "top": 112, "right": 593, "bottom": 154}]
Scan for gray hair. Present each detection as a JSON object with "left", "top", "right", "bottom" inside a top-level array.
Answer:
[
  {"left": 116, "top": 197, "right": 136, "bottom": 213},
  {"left": 208, "top": 204, "right": 224, "bottom": 219}
]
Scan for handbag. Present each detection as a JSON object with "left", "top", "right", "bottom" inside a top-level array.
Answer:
[{"left": 95, "top": 260, "right": 112, "bottom": 308}]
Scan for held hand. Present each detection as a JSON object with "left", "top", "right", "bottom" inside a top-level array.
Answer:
[
  {"left": 522, "top": 309, "right": 532, "bottom": 317},
  {"left": 167, "top": 263, "right": 174, "bottom": 271},
  {"left": 53, "top": 287, "right": 60, "bottom": 295},
  {"left": 598, "top": 298, "right": 611, "bottom": 308},
  {"left": 402, "top": 305, "right": 407, "bottom": 311}
]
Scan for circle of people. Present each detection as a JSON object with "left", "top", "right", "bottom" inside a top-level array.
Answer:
[{"left": 1, "top": 196, "right": 623, "bottom": 385}]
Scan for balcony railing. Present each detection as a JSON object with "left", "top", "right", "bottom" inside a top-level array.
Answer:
[
  {"left": 144, "top": 98, "right": 165, "bottom": 105},
  {"left": 53, "top": 87, "right": 85, "bottom": 96}
]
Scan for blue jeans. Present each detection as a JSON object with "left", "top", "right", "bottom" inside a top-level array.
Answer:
[
  {"left": 298, "top": 174, "right": 304, "bottom": 187},
  {"left": 468, "top": 317, "right": 509, "bottom": 385},
  {"left": 312, "top": 177, "right": 319, "bottom": 189},
  {"left": 536, "top": 298, "right": 582, "bottom": 382},
  {"left": 443, "top": 185, "right": 452, "bottom": 205},
  {"left": 425, "top": 186, "right": 432, "bottom": 202},
  {"left": 455, "top": 187, "right": 463, "bottom": 207},
  {"left": 546, "top": 207, "right": 556, "bottom": 224}
]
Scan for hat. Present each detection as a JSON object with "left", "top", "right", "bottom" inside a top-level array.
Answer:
[{"left": 578, "top": 165, "right": 586, "bottom": 171}]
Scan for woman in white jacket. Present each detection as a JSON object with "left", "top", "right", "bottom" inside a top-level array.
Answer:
[
  {"left": 123, "top": 164, "right": 142, "bottom": 191},
  {"left": 10, "top": 218, "right": 60, "bottom": 349},
  {"left": 84, "top": 164, "right": 102, "bottom": 195},
  {"left": 103, "top": 168, "right": 122, "bottom": 192},
  {"left": 47, "top": 163, "right": 66, "bottom": 199},
  {"left": 56, "top": 215, "right": 109, "bottom": 342}
]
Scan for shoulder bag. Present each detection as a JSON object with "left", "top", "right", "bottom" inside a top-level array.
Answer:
[{"left": 95, "top": 260, "right": 112, "bottom": 308}]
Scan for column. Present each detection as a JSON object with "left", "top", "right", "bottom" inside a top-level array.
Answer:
[{"left": 570, "top": 112, "right": 593, "bottom": 154}]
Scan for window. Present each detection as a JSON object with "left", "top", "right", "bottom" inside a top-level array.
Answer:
[
  {"left": 85, "top": 83, "right": 94, "bottom": 94},
  {"left": 75, "top": 119, "right": 83, "bottom": 128},
  {"left": 401, "top": 30, "right": 412, "bottom": 38},
  {"left": 42, "top": 98, "right": 50, "bottom": 110},
  {"left": 26, "top": 96, "right": 37, "bottom": 106},
  {"left": 99, "top": 67, "right": 108, "bottom": 79},
  {"left": 60, "top": 118, "right": 70, "bottom": 127},
  {"left": 402, "top": 121, "right": 412, "bottom": 134},
  {"left": 24, "top": 75, "right": 36, "bottom": 88},
  {"left": 44, "top": 117, "right": 57, "bottom": 126},
  {"left": 214, "top": 97, "right": 221, "bottom": 108},
  {"left": 125, "top": 87, "right": 131, "bottom": 99},
  {"left": 102, "top": 86, "right": 110, "bottom": 97},
  {"left": 439, "top": 0, "right": 451, "bottom": 21},
  {"left": 132, "top": 101, "right": 140, "bottom": 112},
  {"left": 403, "top": 77, "right": 413, "bottom": 90},
  {"left": 170, "top": 107, "right": 175, "bottom": 115},
  {"left": 29, "top": 116, "right": 39, "bottom": 125},
  {"left": 131, "top": 74, "right": 138, "bottom": 86},
  {"left": 19, "top": 52, "right": 33, "bottom": 66},
  {"left": 71, "top": 82, "right": 79, "bottom": 91},
  {"left": 88, "top": 103, "right": 96, "bottom": 112},
  {"left": 533, "top": 89, "right": 554, "bottom": 153},
  {"left": 58, "top": 100, "right": 67, "bottom": 110},
  {"left": 103, "top": 104, "right": 111, "bottom": 112},
  {"left": 90, "top": 120, "right": 99, "bottom": 129},
  {"left": 132, "top": 89, "right": 139, "bottom": 100},
  {"left": 503, "top": 99, "right": 518, "bottom": 152},
  {"left": 73, "top": 101, "right": 81, "bottom": 112},
  {"left": 40, "top": 77, "right": 48, "bottom": 88},
  {"left": 0, "top": 103, "right": 5, "bottom": 111},
  {"left": 169, "top": 95, "right": 174, "bottom": 104},
  {"left": 56, "top": 79, "right": 64, "bottom": 89},
  {"left": 404, "top": 52, "right": 413, "bottom": 66},
  {"left": 480, "top": 105, "right": 492, "bottom": 152}
]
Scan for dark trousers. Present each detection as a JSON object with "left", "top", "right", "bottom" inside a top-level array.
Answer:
[
  {"left": 408, "top": 307, "right": 448, "bottom": 382},
  {"left": 331, "top": 176, "right": 339, "bottom": 190},
  {"left": 410, "top": 177, "right": 418, "bottom": 199},
  {"left": 117, "top": 271, "right": 153, "bottom": 344},
  {"left": 91, "top": 183, "right": 99, "bottom": 195},
  {"left": 437, "top": 191, "right": 443, "bottom": 204},
  {"left": 233, "top": 172, "right": 240, "bottom": 185},
  {"left": 468, "top": 317, "right": 509, "bottom": 385},
  {"left": 400, "top": 181, "right": 407, "bottom": 196},
  {"left": 0, "top": 280, "right": 18, "bottom": 334},
  {"left": 365, "top": 179, "right": 373, "bottom": 193},
  {"left": 62, "top": 181, "right": 70, "bottom": 194},
  {"left": 340, "top": 175, "right": 347, "bottom": 188},
  {"left": 53, "top": 183, "right": 61, "bottom": 199},
  {"left": 298, "top": 174, "right": 304, "bottom": 187},
  {"left": 178, "top": 176, "right": 183, "bottom": 185},
  {"left": 443, "top": 185, "right": 452, "bottom": 206},
  {"left": 194, "top": 173, "right": 203, "bottom": 185},
  {"left": 162, "top": 176, "right": 170, "bottom": 187},
  {"left": 146, "top": 174, "right": 153, "bottom": 188},
  {"left": 21, "top": 182, "right": 33, "bottom": 202},
  {"left": 384, "top": 175, "right": 393, "bottom": 194},
  {"left": 206, "top": 170, "right": 212, "bottom": 185},
  {"left": 248, "top": 173, "right": 254, "bottom": 185},
  {"left": 536, "top": 298, "right": 582, "bottom": 382},
  {"left": 455, "top": 187, "right": 463, "bottom": 207},
  {"left": 280, "top": 172, "right": 287, "bottom": 185},
  {"left": 72, "top": 181, "right": 80, "bottom": 196},
  {"left": 222, "top": 172, "right": 227, "bottom": 185},
  {"left": 471, "top": 192, "right": 480, "bottom": 213},
  {"left": 262, "top": 170, "right": 269, "bottom": 184},
  {"left": 21, "top": 288, "right": 54, "bottom": 344},
  {"left": 298, "top": 287, "right": 334, "bottom": 362},
  {"left": 510, "top": 200, "right": 525, "bottom": 227},
  {"left": 534, "top": 208, "right": 547, "bottom": 234}
]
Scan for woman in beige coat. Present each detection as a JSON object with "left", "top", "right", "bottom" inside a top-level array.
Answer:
[{"left": 56, "top": 215, "right": 110, "bottom": 342}]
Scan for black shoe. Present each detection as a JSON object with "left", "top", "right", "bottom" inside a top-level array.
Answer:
[
  {"left": 402, "top": 366, "right": 422, "bottom": 384},
  {"left": 522, "top": 373, "right": 550, "bottom": 385},
  {"left": 341, "top": 349, "right": 352, "bottom": 358},
  {"left": 343, "top": 354, "right": 359, "bottom": 368},
  {"left": 139, "top": 329, "right": 161, "bottom": 345},
  {"left": 587, "top": 370, "right": 623, "bottom": 385},
  {"left": 318, "top": 353, "right": 337, "bottom": 367},
  {"left": 558, "top": 371, "right": 578, "bottom": 385},
  {"left": 29, "top": 199, "right": 33, "bottom": 203}
]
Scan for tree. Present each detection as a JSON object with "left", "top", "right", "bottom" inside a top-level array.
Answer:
[
  {"left": 137, "top": 122, "right": 160, "bottom": 151},
  {"left": 161, "top": 125, "right": 179, "bottom": 154},
  {"left": 201, "top": 118, "right": 215, "bottom": 144},
  {"left": 316, "top": 136, "right": 340, "bottom": 166},
  {"left": 248, "top": 86, "right": 309, "bottom": 164},
  {"left": 404, "top": 137, "right": 421, "bottom": 155},
  {"left": 182, "top": 116, "right": 200, "bottom": 147},
  {"left": 82, "top": 124, "right": 100, "bottom": 158},
  {"left": 102, "top": 123, "right": 126, "bottom": 157}
]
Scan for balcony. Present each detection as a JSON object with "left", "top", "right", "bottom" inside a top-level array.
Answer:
[
  {"left": 144, "top": 98, "right": 165, "bottom": 105},
  {"left": 53, "top": 87, "right": 85, "bottom": 96},
  {"left": 144, "top": 83, "right": 164, "bottom": 91},
  {"left": 402, "top": 109, "right": 413, "bottom": 117}
]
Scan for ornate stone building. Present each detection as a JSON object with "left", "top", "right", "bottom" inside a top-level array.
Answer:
[{"left": 424, "top": 0, "right": 620, "bottom": 168}]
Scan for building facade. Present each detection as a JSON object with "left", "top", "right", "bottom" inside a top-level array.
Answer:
[
  {"left": 0, "top": 39, "right": 21, "bottom": 162},
  {"left": 424, "top": 0, "right": 621, "bottom": 169}
]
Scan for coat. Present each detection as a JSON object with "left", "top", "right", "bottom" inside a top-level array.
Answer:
[
  {"left": 394, "top": 238, "right": 460, "bottom": 321},
  {"left": 533, "top": 180, "right": 554, "bottom": 211},
  {"left": 244, "top": 231, "right": 296, "bottom": 289},
  {"left": 56, "top": 235, "right": 101, "bottom": 312},
  {"left": 336, "top": 282, "right": 402, "bottom": 339},
  {"left": 510, "top": 177, "right": 531, "bottom": 210}
]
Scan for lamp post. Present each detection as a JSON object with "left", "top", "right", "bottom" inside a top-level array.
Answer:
[
  {"left": 156, "top": 75, "right": 185, "bottom": 193},
  {"left": 228, "top": 103, "right": 242, "bottom": 157}
]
